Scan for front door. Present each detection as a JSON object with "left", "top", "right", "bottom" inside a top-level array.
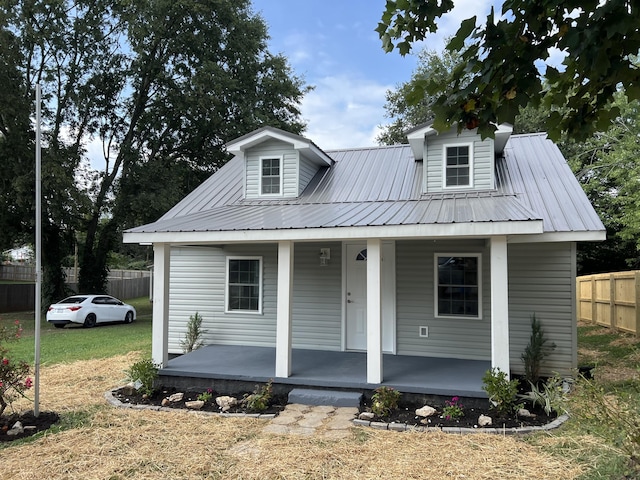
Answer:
[
  {"left": 346, "top": 244, "right": 368, "bottom": 350},
  {"left": 345, "top": 242, "right": 396, "bottom": 352}
]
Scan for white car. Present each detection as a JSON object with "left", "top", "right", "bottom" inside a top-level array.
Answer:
[{"left": 46, "top": 295, "right": 136, "bottom": 328}]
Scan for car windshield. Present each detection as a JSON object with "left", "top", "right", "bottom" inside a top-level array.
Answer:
[{"left": 59, "top": 297, "right": 87, "bottom": 304}]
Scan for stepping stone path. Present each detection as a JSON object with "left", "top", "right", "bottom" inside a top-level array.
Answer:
[{"left": 262, "top": 403, "right": 358, "bottom": 439}]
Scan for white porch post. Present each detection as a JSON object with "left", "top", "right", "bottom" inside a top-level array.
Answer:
[
  {"left": 152, "top": 243, "right": 170, "bottom": 367},
  {"left": 490, "top": 236, "right": 510, "bottom": 377},
  {"left": 275, "top": 240, "right": 294, "bottom": 378},
  {"left": 366, "top": 238, "right": 383, "bottom": 384}
]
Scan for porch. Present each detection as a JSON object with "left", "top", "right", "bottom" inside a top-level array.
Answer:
[{"left": 158, "top": 345, "right": 491, "bottom": 398}]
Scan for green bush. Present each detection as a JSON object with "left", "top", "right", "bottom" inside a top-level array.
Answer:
[
  {"left": 243, "top": 380, "right": 273, "bottom": 412},
  {"left": 519, "top": 374, "right": 566, "bottom": 415},
  {"left": 371, "top": 386, "right": 401, "bottom": 418},
  {"left": 482, "top": 368, "right": 522, "bottom": 415},
  {"left": 521, "top": 314, "right": 555, "bottom": 385},
  {"left": 181, "top": 312, "right": 207, "bottom": 353},
  {"left": 125, "top": 357, "right": 159, "bottom": 396}
]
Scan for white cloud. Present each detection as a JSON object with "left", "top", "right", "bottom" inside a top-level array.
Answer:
[{"left": 300, "top": 75, "right": 392, "bottom": 149}]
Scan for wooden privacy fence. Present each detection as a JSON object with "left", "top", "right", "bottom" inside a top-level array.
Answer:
[{"left": 577, "top": 271, "right": 640, "bottom": 336}]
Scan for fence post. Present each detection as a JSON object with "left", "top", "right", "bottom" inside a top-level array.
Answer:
[
  {"left": 591, "top": 276, "right": 597, "bottom": 325},
  {"left": 635, "top": 272, "right": 640, "bottom": 337}
]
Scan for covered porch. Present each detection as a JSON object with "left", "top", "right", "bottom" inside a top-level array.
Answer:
[{"left": 158, "top": 345, "right": 491, "bottom": 398}]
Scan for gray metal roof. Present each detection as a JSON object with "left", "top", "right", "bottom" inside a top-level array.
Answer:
[{"left": 126, "top": 133, "right": 604, "bottom": 239}]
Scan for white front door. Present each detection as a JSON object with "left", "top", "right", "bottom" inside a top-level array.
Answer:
[
  {"left": 345, "top": 242, "right": 396, "bottom": 352},
  {"left": 346, "top": 244, "right": 368, "bottom": 350}
]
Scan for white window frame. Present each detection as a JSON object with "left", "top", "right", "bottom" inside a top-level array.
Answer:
[
  {"left": 442, "top": 143, "right": 473, "bottom": 189},
  {"left": 259, "top": 155, "right": 283, "bottom": 196},
  {"left": 225, "top": 256, "right": 263, "bottom": 314},
  {"left": 434, "top": 253, "right": 482, "bottom": 319}
]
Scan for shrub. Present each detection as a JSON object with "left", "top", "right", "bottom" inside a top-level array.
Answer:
[
  {"left": 197, "top": 388, "right": 213, "bottom": 403},
  {"left": 125, "top": 358, "right": 159, "bottom": 396},
  {"left": 442, "top": 396, "right": 464, "bottom": 420},
  {"left": 521, "top": 314, "right": 556, "bottom": 385},
  {"left": 181, "top": 312, "right": 207, "bottom": 353},
  {"left": 519, "top": 374, "right": 567, "bottom": 415},
  {"left": 0, "top": 320, "right": 32, "bottom": 416},
  {"left": 482, "top": 368, "right": 522, "bottom": 415},
  {"left": 371, "top": 386, "right": 401, "bottom": 418},
  {"left": 243, "top": 380, "right": 273, "bottom": 412}
]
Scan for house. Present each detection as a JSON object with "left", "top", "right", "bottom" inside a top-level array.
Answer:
[{"left": 123, "top": 123, "right": 605, "bottom": 396}]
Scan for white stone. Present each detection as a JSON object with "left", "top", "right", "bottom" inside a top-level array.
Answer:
[
  {"left": 120, "top": 382, "right": 138, "bottom": 396},
  {"left": 185, "top": 400, "right": 205, "bottom": 410},
  {"left": 168, "top": 392, "right": 184, "bottom": 403},
  {"left": 216, "top": 395, "right": 238, "bottom": 412},
  {"left": 517, "top": 408, "right": 535, "bottom": 418},
  {"left": 7, "top": 421, "right": 24, "bottom": 436},
  {"left": 358, "top": 412, "right": 375, "bottom": 420},
  {"left": 415, "top": 405, "right": 437, "bottom": 417},
  {"left": 478, "top": 414, "right": 492, "bottom": 427}
]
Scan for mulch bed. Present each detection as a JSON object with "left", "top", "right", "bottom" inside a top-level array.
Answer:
[
  {"left": 113, "top": 386, "right": 288, "bottom": 415},
  {"left": 0, "top": 411, "right": 60, "bottom": 443}
]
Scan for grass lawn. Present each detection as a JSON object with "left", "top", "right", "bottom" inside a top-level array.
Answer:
[{"left": 0, "top": 296, "right": 153, "bottom": 364}]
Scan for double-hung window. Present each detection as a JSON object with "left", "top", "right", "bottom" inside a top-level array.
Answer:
[
  {"left": 226, "top": 257, "right": 262, "bottom": 313},
  {"left": 260, "top": 157, "right": 282, "bottom": 195},
  {"left": 443, "top": 144, "right": 472, "bottom": 188},
  {"left": 435, "top": 254, "right": 481, "bottom": 318}
]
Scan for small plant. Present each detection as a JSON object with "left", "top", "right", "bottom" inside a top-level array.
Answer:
[
  {"left": 521, "top": 314, "right": 556, "bottom": 385},
  {"left": 371, "top": 386, "right": 401, "bottom": 418},
  {"left": 181, "top": 312, "right": 207, "bottom": 353},
  {"left": 125, "top": 357, "right": 159, "bottom": 396},
  {"left": 442, "top": 396, "right": 464, "bottom": 420},
  {"left": 482, "top": 367, "right": 522, "bottom": 415},
  {"left": 197, "top": 388, "right": 213, "bottom": 403},
  {"left": 519, "top": 374, "right": 567, "bottom": 415},
  {"left": 242, "top": 380, "right": 272, "bottom": 412},
  {"left": 0, "top": 320, "right": 32, "bottom": 416}
]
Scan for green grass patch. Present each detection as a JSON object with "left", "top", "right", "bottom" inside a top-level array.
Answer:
[{"left": 0, "top": 297, "right": 153, "bottom": 365}]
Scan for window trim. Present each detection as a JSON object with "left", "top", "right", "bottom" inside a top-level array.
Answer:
[
  {"left": 225, "top": 256, "right": 263, "bottom": 314},
  {"left": 442, "top": 143, "right": 474, "bottom": 189},
  {"left": 259, "top": 155, "right": 283, "bottom": 196},
  {"left": 434, "top": 253, "right": 482, "bottom": 319}
]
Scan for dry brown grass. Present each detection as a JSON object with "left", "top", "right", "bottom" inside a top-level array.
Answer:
[{"left": 0, "top": 355, "right": 585, "bottom": 480}]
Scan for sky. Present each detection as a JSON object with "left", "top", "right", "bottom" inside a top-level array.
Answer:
[{"left": 250, "top": 0, "right": 497, "bottom": 149}]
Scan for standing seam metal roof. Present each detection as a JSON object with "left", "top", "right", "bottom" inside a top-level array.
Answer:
[{"left": 126, "top": 134, "right": 604, "bottom": 235}]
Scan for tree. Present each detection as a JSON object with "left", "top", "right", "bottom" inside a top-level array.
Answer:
[
  {"left": 377, "top": 0, "right": 640, "bottom": 141},
  {"left": 0, "top": 0, "right": 308, "bottom": 296},
  {"left": 377, "top": 46, "right": 464, "bottom": 145}
]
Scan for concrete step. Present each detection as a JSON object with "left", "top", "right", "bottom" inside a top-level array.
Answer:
[{"left": 288, "top": 388, "right": 362, "bottom": 407}]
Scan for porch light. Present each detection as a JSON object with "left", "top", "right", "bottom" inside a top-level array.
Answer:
[{"left": 319, "top": 248, "right": 330, "bottom": 266}]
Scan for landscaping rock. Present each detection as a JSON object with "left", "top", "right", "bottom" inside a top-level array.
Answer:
[
  {"left": 478, "top": 414, "right": 492, "bottom": 427},
  {"left": 415, "top": 405, "right": 437, "bottom": 417},
  {"left": 185, "top": 400, "right": 204, "bottom": 410},
  {"left": 161, "top": 398, "right": 170, "bottom": 407},
  {"left": 517, "top": 408, "right": 536, "bottom": 418},
  {"left": 216, "top": 395, "right": 238, "bottom": 412},
  {"left": 6, "top": 421, "right": 24, "bottom": 436},
  {"left": 120, "top": 382, "right": 138, "bottom": 396},
  {"left": 358, "top": 412, "right": 375, "bottom": 420},
  {"left": 168, "top": 392, "right": 184, "bottom": 403}
]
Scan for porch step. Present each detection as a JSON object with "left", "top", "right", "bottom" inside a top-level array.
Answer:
[{"left": 288, "top": 388, "right": 362, "bottom": 407}]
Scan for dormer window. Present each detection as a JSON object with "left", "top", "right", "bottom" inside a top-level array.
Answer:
[
  {"left": 260, "top": 156, "right": 282, "bottom": 195},
  {"left": 443, "top": 144, "right": 473, "bottom": 188}
]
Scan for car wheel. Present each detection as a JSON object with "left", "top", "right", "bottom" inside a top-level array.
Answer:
[
  {"left": 124, "top": 311, "right": 133, "bottom": 324},
  {"left": 54, "top": 324, "right": 65, "bottom": 329},
  {"left": 83, "top": 313, "right": 97, "bottom": 328}
]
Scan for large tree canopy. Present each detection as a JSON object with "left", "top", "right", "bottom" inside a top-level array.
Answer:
[
  {"left": 377, "top": 0, "right": 640, "bottom": 141},
  {"left": 0, "top": 0, "right": 309, "bottom": 299}
]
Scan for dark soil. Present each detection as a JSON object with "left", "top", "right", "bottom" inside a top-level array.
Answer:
[
  {"left": 114, "top": 384, "right": 557, "bottom": 430},
  {"left": 113, "top": 386, "right": 288, "bottom": 416},
  {"left": 361, "top": 396, "right": 557, "bottom": 429},
  {"left": 0, "top": 411, "right": 60, "bottom": 443}
]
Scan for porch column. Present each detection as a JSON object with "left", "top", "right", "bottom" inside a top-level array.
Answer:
[
  {"left": 366, "top": 238, "right": 383, "bottom": 384},
  {"left": 490, "top": 236, "right": 510, "bottom": 377},
  {"left": 275, "top": 240, "right": 294, "bottom": 378},
  {"left": 152, "top": 243, "right": 170, "bottom": 367}
]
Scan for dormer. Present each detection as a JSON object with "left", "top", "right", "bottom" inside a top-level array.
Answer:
[
  {"left": 226, "top": 127, "right": 333, "bottom": 200},
  {"left": 406, "top": 123, "right": 513, "bottom": 194}
]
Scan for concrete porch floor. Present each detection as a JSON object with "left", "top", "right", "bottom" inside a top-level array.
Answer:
[{"left": 159, "top": 345, "right": 490, "bottom": 398}]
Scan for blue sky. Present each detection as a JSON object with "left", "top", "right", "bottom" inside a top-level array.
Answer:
[{"left": 251, "top": 0, "right": 497, "bottom": 149}]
